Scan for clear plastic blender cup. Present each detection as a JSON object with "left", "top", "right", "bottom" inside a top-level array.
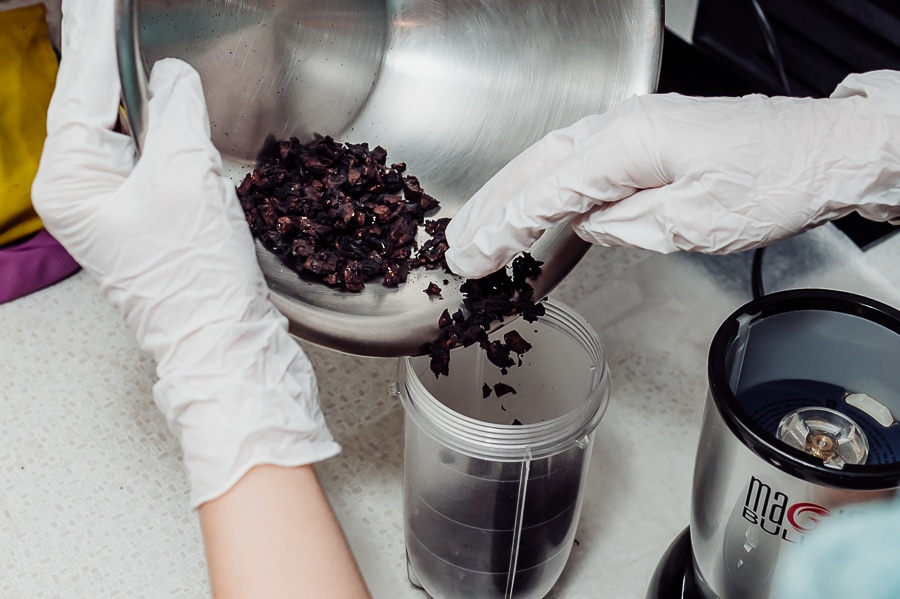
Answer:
[{"left": 394, "top": 300, "right": 610, "bottom": 599}]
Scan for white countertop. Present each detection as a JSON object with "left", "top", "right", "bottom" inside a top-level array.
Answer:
[{"left": 2, "top": 223, "right": 899, "bottom": 599}]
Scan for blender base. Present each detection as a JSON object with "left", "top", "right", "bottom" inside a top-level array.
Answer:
[{"left": 646, "top": 526, "right": 702, "bottom": 599}]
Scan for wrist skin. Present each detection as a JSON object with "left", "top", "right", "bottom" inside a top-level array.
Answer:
[{"left": 199, "top": 463, "right": 371, "bottom": 599}]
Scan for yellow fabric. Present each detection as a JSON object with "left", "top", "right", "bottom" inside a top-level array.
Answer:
[{"left": 0, "top": 4, "right": 58, "bottom": 247}]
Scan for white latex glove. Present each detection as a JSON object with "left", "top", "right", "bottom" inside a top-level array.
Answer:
[
  {"left": 445, "top": 71, "right": 900, "bottom": 278},
  {"left": 31, "top": 0, "right": 339, "bottom": 508}
]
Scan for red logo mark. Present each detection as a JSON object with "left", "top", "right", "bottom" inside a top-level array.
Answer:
[{"left": 787, "top": 502, "right": 831, "bottom": 533}]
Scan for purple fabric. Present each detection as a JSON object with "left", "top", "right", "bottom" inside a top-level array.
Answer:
[{"left": 0, "top": 229, "right": 80, "bottom": 303}]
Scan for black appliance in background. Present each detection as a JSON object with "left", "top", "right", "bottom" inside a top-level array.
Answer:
[{"left": 658, "top": 0, "right": 900, "bottom": 249}]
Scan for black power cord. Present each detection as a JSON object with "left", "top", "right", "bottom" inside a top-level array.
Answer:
[
  {"left": 751, "top": 245, "right": 766, "bottom": 300},
  {"left": 749, "top": 0, "right": 793, "bottom": 97},
  {"left": 748, "top": 0, "right": 791, "bottom": 299}
]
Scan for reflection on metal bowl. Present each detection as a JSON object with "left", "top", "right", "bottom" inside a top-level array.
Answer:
[{"left": 117, "top": 0, "right": 662, "bottom": 356}]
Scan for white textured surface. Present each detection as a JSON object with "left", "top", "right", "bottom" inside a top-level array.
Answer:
[{"left": 3, "top": 223, "right": 899, "bottom": 598}]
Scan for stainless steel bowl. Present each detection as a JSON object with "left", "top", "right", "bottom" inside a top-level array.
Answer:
[{"left": 116, "top": 0, "right": 662, "bottom": 356}]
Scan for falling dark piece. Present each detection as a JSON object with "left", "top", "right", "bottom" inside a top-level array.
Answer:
[
  {"left": 511, "top": 418, "right": 523, "bottom": 426},
  {"left": 425, "top": 253, "right": 545, "bottom": 379},
  {"left": 493, "top": 382, "right": 517, "bottom": 397},
  {"left": 437, "top": 309, "right": 454, "bottom": 329},
  {"left": 503, "top": 330, "right": 532, "bottom": 356},
  {"left": 484, "top": 340, "right": 517, "bottom": 373},
  {"left": 424, "top": 282, "right": 443, "bottom": 297},
  {"left": 237, "top": 135, "right": 448, "bottom": 292},
  {"left": 482, "top": 383, "right": 492, "bottom": 399}
]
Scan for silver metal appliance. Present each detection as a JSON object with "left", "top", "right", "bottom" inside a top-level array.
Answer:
[{"left": 648, "top": 289, "right": 900, "bottom": 599}]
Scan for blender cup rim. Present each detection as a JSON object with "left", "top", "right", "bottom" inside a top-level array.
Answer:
[
  {"left": 707, "top": 288, "right": 900, "bottom": 490},
  {"left": 398, "top": 300, "right": 610, "bottom": 462}
]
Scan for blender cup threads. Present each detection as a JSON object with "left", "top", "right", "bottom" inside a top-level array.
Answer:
[{"left": 395, "top": 300, "right": 609, "bottom": 599}]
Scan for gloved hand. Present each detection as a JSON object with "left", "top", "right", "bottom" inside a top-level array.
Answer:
[
  {"left": 445, "top": 71, "right": 900, "bottom": 278},
  {"left": 31, "top": 0, "right": 339, "bottom": 508}
]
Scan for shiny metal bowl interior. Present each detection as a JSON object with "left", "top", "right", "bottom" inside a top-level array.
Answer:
[{"left": 117, "top": 0, "right": 662, "bottom": 357}]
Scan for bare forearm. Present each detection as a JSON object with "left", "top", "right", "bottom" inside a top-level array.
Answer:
[{"left": 198, "top": 464, "right": 371, "bottom": 599}]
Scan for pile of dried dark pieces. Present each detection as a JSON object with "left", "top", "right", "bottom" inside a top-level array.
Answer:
[
  {"left": 237, "top": 135, "right": 449, "bottom": 291},
  {"left": 236, "top": 135, "right": 546, "bottom": 386}
]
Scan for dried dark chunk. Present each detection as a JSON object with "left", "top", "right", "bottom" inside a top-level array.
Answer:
[
  {"left": 483, "top": 340, "right": 516, "bottom": 372},
  {"left": 519, "top": 300, "right": 546, "bottom": 323},
  {"left": 417, "top": 238, "right": 448, "bottom": 267},
  {"left": 424, "top": 218, "right": 449, "bottom": 237},
  {"left": 323, "top": 271, "right": 342, "bottom": 286},
  {"left": 428, "top": 348, "right": 451, "bottom": 377},
  {"left": 372, "top": 204, "right": 392, "bottom": 223},
  {"left": 305, "top": 251, "right": 337, "bottom": 275},
  {"left": 459, "top": 322, "right": 486, "bottom": 347},
  {"left": 418, "top": 193, "right": 439, "bottom": 213},
  {"left": 388, "top": 218, "right": 417, "bottom": 246},
  {"left": 424, "top": 282, "right": 443, "bottom": 297},
  {"left": 369, "top": 146, "right": 388, "bottom": 165},
  {"left": 494, "top": 383, "right": 517, "bottom": 398},
  {"left": 482, "top": 383, "right": 492, "bottom": 399},
  {"left": 360, "top": 254, "right": 384, "bottom": 277},
  {"left": 342, "top": 261, "right": 365, "bottom": 292},
  {"left": 511, "top": 252, "right": 543, "bottom": 285},
  {"left": 503, "top": 330, "right": 532, "bottom": 356},
  {"left": 382, "top": 261, "right": 410, "bottom": 287},
  {"left": 291, "top": 237, "right": 315, "bottom": 259},
  {"left": 402, "top": 175, "right": 439, "bottom": 214},
  {"left": 511, "top": 418, "right": 523, "bottom": 426},
  {"left": 414, "top": 217, "right": 451, "bottom": 271}
]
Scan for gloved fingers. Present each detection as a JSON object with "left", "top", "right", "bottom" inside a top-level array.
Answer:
[
  {"left": 34, "top": 0, "right": 134, "bottom": 228},
  {"left": 132, "top": 57, "right": 260, "bottom": 269},
  {"left": 457, "top": 117, "right": 595, "bottom": 204},
  {"left": 140, "top": 58, "right": 219, "bottom": 167},
  {"left": 47, "top": 0, "right": 123, "bottom": 138},
  {"left": 444, "top": 104, "right": 667, "bottom": 277}
]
